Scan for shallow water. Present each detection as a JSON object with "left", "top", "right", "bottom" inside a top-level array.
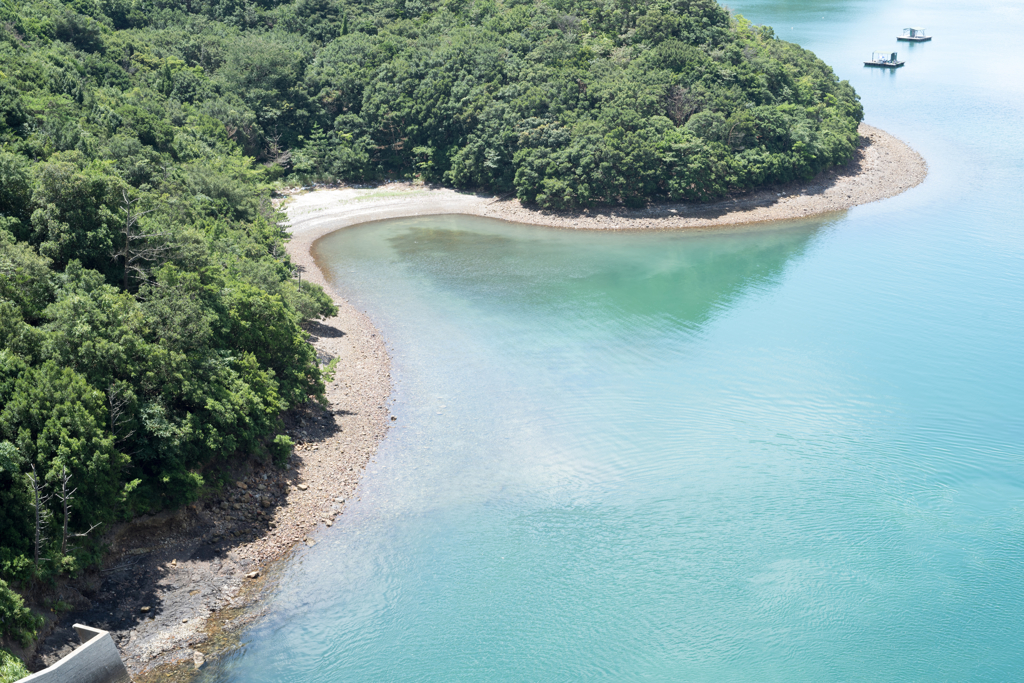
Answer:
[{"left": 204, "top": 0, "right": 1024, "bottom": 679}]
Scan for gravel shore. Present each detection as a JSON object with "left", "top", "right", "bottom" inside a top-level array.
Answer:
[
  {"left": 26, "top": 122, "right": 923, "bottom": 680},
  {"left": 30, "top": 246, "right": 392, "bottom": 680},
  {"left": 29, "top": 303, "right": 391, "bottom": 680}
]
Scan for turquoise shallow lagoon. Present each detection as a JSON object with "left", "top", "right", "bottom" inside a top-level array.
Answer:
[{"left": 205, "top": 0, "right": 1024, "bottom": 679}]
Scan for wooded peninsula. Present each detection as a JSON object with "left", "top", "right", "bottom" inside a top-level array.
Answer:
[{"left": 0, "top": 0, "right": 864, "bottom": 666}]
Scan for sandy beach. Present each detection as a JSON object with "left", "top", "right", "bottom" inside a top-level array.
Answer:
[{"left": 283, "top": 123, "right": 926, "bottom": 241}]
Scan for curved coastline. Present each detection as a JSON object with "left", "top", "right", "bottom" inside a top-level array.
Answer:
[
  {"left": 124, "top": 121, "right": 922, "bottom": 680},
  {"left": 284, "top": 123, "right": 926, "bottom": 250}
]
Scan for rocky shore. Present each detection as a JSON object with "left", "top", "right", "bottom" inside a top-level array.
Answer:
[
  {"left": 24, "top": 121, "right": 922, "bottom": 680},
  {"left": 28, "top": 274, "right": 392, "bottom": 680}
]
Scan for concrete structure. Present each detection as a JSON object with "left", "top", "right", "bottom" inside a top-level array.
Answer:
[{"left": 21, "top": 625, "right": 131, "bottom": 683}]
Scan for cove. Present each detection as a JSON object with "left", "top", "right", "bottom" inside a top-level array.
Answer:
[{"left": 200, "top": 0, "right": 1024, "bottom": 679}]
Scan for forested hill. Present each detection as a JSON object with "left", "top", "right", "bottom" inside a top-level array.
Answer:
[
  {"left": 0, "top": 0, "right": 860, "bottom": 649},
  {"left": 1, "top": 0, "right": 865, "bottom": 210}
]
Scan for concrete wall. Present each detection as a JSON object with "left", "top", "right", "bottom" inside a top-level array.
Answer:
[{"left": 21, "top": 625, "right": 131, "bottom": 683}]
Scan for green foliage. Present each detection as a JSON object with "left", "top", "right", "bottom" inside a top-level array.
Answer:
[
  {"left": 0, "top": 236, "right": 54, "bottom": 325},
  {"left": 0, "top": 440, "right": 33, "bottom": 581},
  {"left": 0, "top": 0, "right": 859, "bottom": 642},
  {"left": 0, "top": 648, "right": 29, "bottom": 682},
  {"left": 225, "top": 283, "right": 322, "bottom": 405},
  {"left": 292, "top": 0, "right": 861, "bottom": 207},
  {"left": 0, "top": 154, "right": 32, "bottom": 240},
  {"left": 0, "top": 0, "right": 860, "bottom": 212},
  {"left": 287, "top": 279, "right": 338, "bottom": 321},
  {"left": 29, "top": 153, "right": 124, "bottom": 277},
  {"left": 320, "top": 356, "right": 339, "bottom": 388},
  {"left": 0, "top": 0, "right": 346, "bottom": 622},
  {"left": 0, "top": 361, "right": 128, "bottom": 528},
  {"left": 271, "top": 433, "right": 293, "bottom": 467},
  {"left": 0, "top": 651, "right": 29, "bottom": 683},
  {"left": 0, "top": 580, "right": 41, "bottom": 649}
]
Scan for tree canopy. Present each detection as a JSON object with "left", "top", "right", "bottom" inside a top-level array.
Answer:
[{"left": 0, "top": 0, "right": 861, "bottom": 646}]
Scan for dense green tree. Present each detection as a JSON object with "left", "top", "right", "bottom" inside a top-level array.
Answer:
[
  {"left": 29, "top": 153, "right": 124, "bottom": 277},
  {"left": 0, "top": 154, "right": 32, "bottom": 240},
  {"left": 0, "top": 361, "right": 129, "bottom": 531},
  {"left": 0, "top": 233, "right": 54, "bottom": 325},
  {"left": 0, "top": 579, "right": 42, "bottom": 649},
  {"left": 225, "top": 282, "right": 323, "bottom": 406},
  {"left": 0, "top": 0, "right": 861, "bottom": 645}
]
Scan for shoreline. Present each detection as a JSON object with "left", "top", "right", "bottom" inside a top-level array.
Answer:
[
  {"left": 283, "top": 123, "right": 926, "bottom": 239},
  {"left": 131, "top": 291, "right": 393, "bottom": 680},
  {"left": 23, "top": 121, "right": 923, "bottom": 679},
  {"left": 27, "top": 253, "right": 393, "bottom": 677}
]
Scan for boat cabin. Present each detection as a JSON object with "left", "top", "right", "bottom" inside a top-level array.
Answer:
[
  {"left": 864, "top": 51, "right": 905, "bottom": 68},
  {"left": 898, "top": 27, "right": 931, "bottom": 42}
]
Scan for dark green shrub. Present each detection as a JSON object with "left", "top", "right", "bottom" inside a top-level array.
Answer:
[
  {"left": 0, "top": 647, "right": 30, "bottom": 683},
  {"left": 271, "top": 434, "right": 294, "bottom": 468},
  {"left": 0, "top": 580, "right": 41, "bottom": 649}
]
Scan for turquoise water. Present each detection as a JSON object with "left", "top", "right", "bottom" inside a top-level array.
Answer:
[{"left": 206, "top": 0, "right": 1024, "bottom": 680}]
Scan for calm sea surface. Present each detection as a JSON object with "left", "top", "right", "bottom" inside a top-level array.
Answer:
[{"left": 206, "top": 0, "right": 1024, "bottom": 679}]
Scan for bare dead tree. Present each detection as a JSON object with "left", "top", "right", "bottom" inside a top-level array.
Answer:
[
  {"left": 112, "top": 189, "right": 169, "bottom": 290},
  {"left": 265, "top": 131, "right": 292, "bottom": 169},
  {"left": 56, "top": 466, "right": 74, "bottom": 556},
  {"left": 555, "top": 14, "right": 581, "bottom": 40},
  {"left": 274, "top": 149, "right": 292, "bottom": 168},
  {"left": 378, "top": 111, "right": 406, "bottom": 151},
  {"left": 2, "top": 21, "right": 25, "bottom": 47},
  {"left": 55, "top": 466, "right": 101, "bottom": 556},
  {"left": 239, "top": 124, "right": 261, "bottom": 156},
  {"left": 27, "top": 463, "right": 52, "bottom": 570},
  {"left": 256, "top": 195, "right": 278, "bottom": 226},
  {"left": 108, "top": 383, "right": 136, "bottom": 451},
  {"left": 725, "top": 116, "right": 754, "bottom": 151},
  {"left": 666, "top": 85, "right": 701, "bottom": 126},
  {"left": 727, "top": 121, "right": 743, "bottom": 150},
  {"left": 267, "top": 130, "right": 283, "bottom": 158}
]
